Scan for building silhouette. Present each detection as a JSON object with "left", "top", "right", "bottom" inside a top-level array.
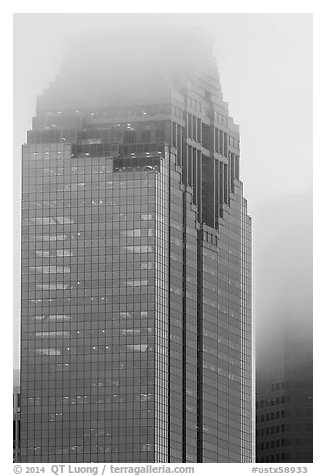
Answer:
[
  {"left": 255, "top": 195, "right": 313, "bottom": 463},
  {"left": 256, "top": 328, "right": 313, "bottom": 463},
  {"left": 20, "top": 28, "right": 253, "bottom": 463}
]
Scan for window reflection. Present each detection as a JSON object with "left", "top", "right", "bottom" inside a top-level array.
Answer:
[
  {"left": 35, "top": 348, "right": 61, "bottom": 356},
  {"left": 125, "top": 245, "right": 153, "bottom": 253},
  {"left": 141, "top": 214, "right": 153, "bottom": 220},
  {"left": 29, "top": 216, "right": 74, "bottom": 225},
  {"left": 119, "top": 312, "right": 133, "bottom": 319},
  {"left": 36, "top": 283, "right": 69, "bottom": 290},
  {"left": 140, "top": 262, "right": 153, "bottom": 269},
  {"left": 126, "top": 344, "right": 148, "bottom": 352},
  {"left": 31, "top": 266, "right": 70, "bottom": 274},
  {"left": 56, "top": 249, "right": 72, "bottom": 257},
  {"left": 35, "top": 331, "right": 69, "bottom": 338},
  {"left": 35, "top": 250, "right": 50, "bottom": 257},
  {"left": 126, "top": 280, "right": 148, "bottom": 287}
]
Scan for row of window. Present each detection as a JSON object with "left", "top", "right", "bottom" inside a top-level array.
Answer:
[
  {"left": 22, "top": 442, "right": 154, "bottom": 454},
  {"left": 256, "top": 424, "right": 289, "bottom": 436},
  {"left": 35, "top": 104, "right": 171, "bottom": 122},
  {"left": 256, "top": 395, "right": 289, "bottom": 408},
  {"left": 257, "top": 394, "right": 313, "bottom": 410},
  {"left": 258, "top": 453, "right": 292, "bottom": 463},
  {"left": 33, "top": 327, "right": 153, "bottom": 336},
  {"left": 258, "top": 410, "right": 299, "bottom": 422},
  {"left": 23, "top": 210, "right": 154, "bottom": 221},
  {"left": 30, "top": 123, "right": 166, "bottom": 147},
  {"left": 258, "top": 437, "right": 313, "bottom": 452},
  {"left": 34, "top": 102, "right": 228, "bottom": 131},
  {"left": 24, "top": 296, "right": 156, "bottom": 305}
]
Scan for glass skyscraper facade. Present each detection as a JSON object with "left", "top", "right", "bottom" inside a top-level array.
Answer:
[
  {"left": 20, "top": 28, "right": 253, "bottom": 463},
  {"left": 256, "top": 333, "right": 313, "bottom": 463}
]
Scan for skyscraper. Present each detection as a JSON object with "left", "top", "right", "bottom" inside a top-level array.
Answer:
[
  {"left": 255, "top": 331, "right": 313, "bottom": 463},
  {"left": 255, "top": 195, "right": 313, "bottom": 463},
  {"left": 20, "top": 28, "right": 253, "bottom": 463}
]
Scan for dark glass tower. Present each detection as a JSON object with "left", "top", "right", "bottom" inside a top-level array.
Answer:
[
  {"left": 255, "top": 195, "right": 313, "bottom": 463},
  {"left": 20, "top": 28, "right": 253, "bottom": 463},
  {"left": 256, "top": 332, "right": 313, "bottom": 463}
]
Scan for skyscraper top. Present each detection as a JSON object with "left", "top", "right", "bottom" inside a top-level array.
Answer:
[{"left": 36, "top": 27, "right": 222, "bottom": 113}]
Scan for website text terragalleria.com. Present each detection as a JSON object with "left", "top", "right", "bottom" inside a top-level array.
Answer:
[{"left": 50, "top": 465, "right": 195, "bottom": 475}]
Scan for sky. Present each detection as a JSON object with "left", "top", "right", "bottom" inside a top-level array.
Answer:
[{"left": 13, "top": 13, "right": 313, "bottom": 368}]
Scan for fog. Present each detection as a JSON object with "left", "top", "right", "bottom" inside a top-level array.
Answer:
[
  {"left": 254, "top": 192, "right": 313, "bottom": 368},
  {"left": 13, "top": 14, "right": 312, "bottom": 370},
  {"left": 36, "top": 27, "right": 218, "bottom": 110}
]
